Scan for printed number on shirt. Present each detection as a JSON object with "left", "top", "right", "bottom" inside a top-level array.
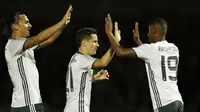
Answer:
[{"left": 161, "top": 55, "right": 178, "bottom": 81}]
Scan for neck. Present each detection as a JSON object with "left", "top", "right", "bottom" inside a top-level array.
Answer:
[
  {"left": 11, "top": 32, "right": 25, "bottom": 38},
  {"left": 78, "top": 47, "right": 88, "bottom": 55},
  {"left": 154, "top": 36, "right": 165, "bottom": 42}
]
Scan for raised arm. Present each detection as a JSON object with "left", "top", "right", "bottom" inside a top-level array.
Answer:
[
  {"left": 92, "top": 47, "right": 115, "bottom": 68},
  {"left": 105, "top": 14, "right": 137, "bottom": 58},
  {"left": 92, "top": 20, "right": 122, "bottom": 68},
  {"left": 36, "top": 23, "right": 67, "bottom": 49},
  {"left": 24, "top": 5, "right": 73, "bottom": 50}
]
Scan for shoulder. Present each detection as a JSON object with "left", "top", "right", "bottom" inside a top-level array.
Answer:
[
  {"left": 9, "top": 37, "right": 27, "bottom": 41},
  {"left": 7, "top": 38, "right": 27, "bottom": 45},
  {"left": 139, "top": 43, "right": 155, "bottom": 49}
]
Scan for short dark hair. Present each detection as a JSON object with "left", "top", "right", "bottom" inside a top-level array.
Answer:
[
  {"left": 76, "top": 27, "right": 97, "bottom": 48},
  {"left": 12, "top": 12, "right": 24, "bottom": 24},
  {"left": 149, "top": 18, "right": 167, "bottom": 36},
  {"left": 0, "top": 12, "right": 25, "bottom": 37}
]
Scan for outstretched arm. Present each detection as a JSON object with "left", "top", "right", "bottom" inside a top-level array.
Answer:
[
  {"left": 24, "top": 5, "right": 73, "bottom": 50},
  {"left": 92, "top": 18, "right": 124, "bottom": 68},
  {"left": 92, "top": 47, "right": 115, "bottom": 68},
  {"left": 36, "top": 23, "right": 67, "bottom": 49},
  {"left": 92, "top": 20, "right": 125, "bottom": 68},
  {"left": 105, "top": 14, "right": 137, "bottom": 58}
]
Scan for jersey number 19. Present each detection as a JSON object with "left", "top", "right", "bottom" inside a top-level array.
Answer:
[{"left": 161, "top": 55, "right": 179, "bottom": 81}]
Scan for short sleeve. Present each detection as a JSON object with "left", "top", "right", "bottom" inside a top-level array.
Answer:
[
  {"left": 132, "top": 43, "right": 153, "bottom": 60},
  {"left": 74, "top": 54, "right": 97, "bottom": 70},
  {"left": 6, "top": 38, "right": 27, "bottom": 56},
  {"left": 31, "top": 45, "right": 39, "bottom": 51},
  {"left": 80, "top": 57, "right": 97, "bottom": 69}
]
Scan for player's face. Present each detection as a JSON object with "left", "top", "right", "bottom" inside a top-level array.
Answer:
[
  {"left": 15, "top": 15, "right": 32, "bottom": 38},
  {"left": 85, "top": 34, "right": 99, "bottom": 55}
]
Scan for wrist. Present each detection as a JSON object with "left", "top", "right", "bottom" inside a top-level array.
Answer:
[
  {"left": 92, "top": 75, "right": 97, "bottom": 81},
  {"left": 107, "top": 32, "right": 114, "bottom": 37},
  {"left": 62, "top": 24, "right": 67, "bottom": 28}
]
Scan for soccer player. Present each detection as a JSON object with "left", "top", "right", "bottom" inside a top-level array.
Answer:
[
  {"left": 105, "top": 14, "right": 184, "bottom": 112},
  {"left": 4, "top": 5, "right": 73, "bottom": 112},
  {"left": 64, "top": 27, "right": 121, "bottom": 112}
]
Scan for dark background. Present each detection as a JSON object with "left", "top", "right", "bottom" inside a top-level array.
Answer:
[{"left": 0, "top": 0, "right": 199, "bottom": 112}]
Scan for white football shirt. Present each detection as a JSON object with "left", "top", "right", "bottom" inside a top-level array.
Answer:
[
  {"left": 132, "top": 40, "right": 183, "bottom": 110},
  {"left": 5, "top": 38, "right": 42, "bottom": 108},
  {"left": 64, "top": 52, "right": 96, "bottom": 112}
]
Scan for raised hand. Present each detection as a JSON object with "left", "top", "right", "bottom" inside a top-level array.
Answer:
[
  {"left": 62, "top": 5, "right": 73, "bottom": 25},
  {"left": 105, "top": 14, "right": 113, "bottom": 35},
  {"left": 133, "top": 22, "right": 142, "bottom": 45},
  {"left": 114, "top": 22, "right": 121, "bottom": 42},
  {"left": 133, "top": 22, "right": 139, "bottom": 41},
  {"left": 93, "top": 69, "right": 109, "bottom": 81}
]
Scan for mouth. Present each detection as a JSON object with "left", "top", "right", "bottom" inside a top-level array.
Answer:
[
  {"left": 27, "top": 28, "right": 31, "bottom": 33},
  {"left": 27, "top": 26, "right": 31, "bottom": 31},
  {"left": 26, "top": 30, "right": 30, "bottom": 36}
]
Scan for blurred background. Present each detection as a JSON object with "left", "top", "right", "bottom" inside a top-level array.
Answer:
[{"left": 0, "top": 0, "right": 199, "bottom": 112}]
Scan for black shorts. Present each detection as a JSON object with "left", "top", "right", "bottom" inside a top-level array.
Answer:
[
  {"left": 11, "top": 103, "right": 44, "bottom": 112},
  {"left": 154, "top": 100, "right": 184, "bottom": 112}
]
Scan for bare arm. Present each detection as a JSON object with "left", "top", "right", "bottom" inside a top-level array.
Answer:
[
  {"left": 23, "top": 5, "right": 73, "bottom": 50},
  {"left": 92, "top": 21, "right": 124, "bottom": 68},
  {"left": 36, "top": 23, "right": 66, "bottom": 49},
  {"left": 105, "top": 14, "right": 137, "bottom": 58},
  {"left": 106, "top": 32, "right": 137, "bottom": 57},
  {"left": 93, "top": 47, "right": 115, "bottom": 68}
]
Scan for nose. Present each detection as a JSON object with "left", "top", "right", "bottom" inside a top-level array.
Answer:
[
  {"left": 29, "top": 23, "right": 32, "bottom": 29},
  {"left": 97, "top": 43, "right": 99, "bottom": 47}
]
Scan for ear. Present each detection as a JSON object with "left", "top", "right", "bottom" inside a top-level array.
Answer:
[
  {"left": 81, "top": 40, "right": 87, "bottom": 47},
  {"left": 152, "top": 27, "right": 157, "bottom": 35},
  {"left": 12, "top": 24, "right": 19, "bottom": 31}
]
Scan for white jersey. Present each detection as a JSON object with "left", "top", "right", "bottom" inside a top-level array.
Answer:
[
  {"left": 64, "top": 52, "right": 96, "bottom": 112},
  {"left": 5, "top": 38, "right": 42, "bottom": 108},
  {"left": 132, "top": 40, "right": 183, "bottom": 110}
]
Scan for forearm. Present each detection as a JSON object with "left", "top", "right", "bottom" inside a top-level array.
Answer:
[
  {"left": 107, "top": 32, "right": 136, "bottom": 57},
  {"left": 107, "top": 32, "right": 123, "bottom": 55},
  {"left": 99, "top": 47, "right": 115, "bottom": 66},
  {"left": 93, "top": 47, "right": 115, "bottom": 68},
  {"left": 37, "top": 25, "right": 66, "bottom": 49},
  {"left": 35, "top": 20, "right": 65, "bottom": 43},
  {"left": 23, "top": 5, "right": 72, "bottom": 50},
  {"left": 37, "top": 5, "right": 72, "bottom": 43},
  {"left": 48, "top": 26, "right": 64, "bottom": 43}
]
